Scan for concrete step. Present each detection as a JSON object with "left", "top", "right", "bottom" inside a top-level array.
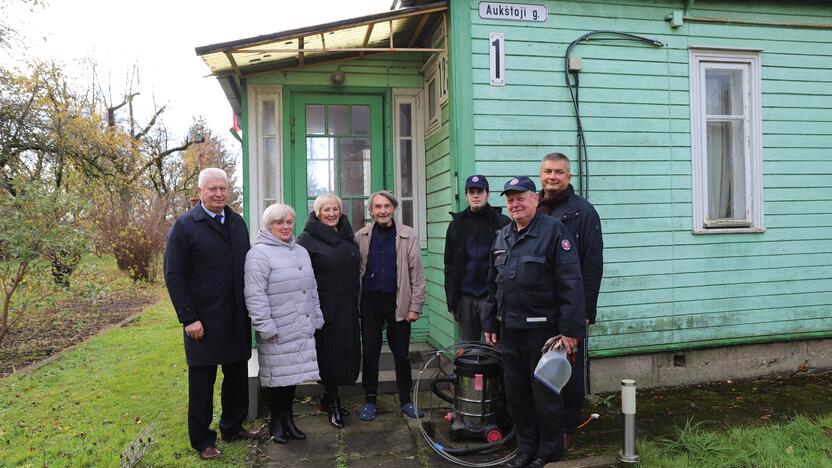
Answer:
[
  {"left": 295, "top": 367, "right": 436, "bottom": 398},
  {"left": 248, "top": 342, "right": 441, "bottom": 418}
]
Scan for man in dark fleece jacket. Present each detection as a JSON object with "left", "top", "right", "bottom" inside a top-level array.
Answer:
[
  {"left": 444, "top": 175, "right": 511, "bottom": 341},
  {"left": 538, "top": 152, "right": 604, "bottom": 452}
]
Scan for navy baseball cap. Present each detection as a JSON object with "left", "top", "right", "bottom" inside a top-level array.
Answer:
[
  {"left": 500, "top": 176, "right": 537, "bottom": 195},
  {"left": 465, "top": 175, "right": 489, "bottom": 191}
]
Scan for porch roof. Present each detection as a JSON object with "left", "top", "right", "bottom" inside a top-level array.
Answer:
[{"left": 195, "top": 1, "right": 447, "bottom": 78}]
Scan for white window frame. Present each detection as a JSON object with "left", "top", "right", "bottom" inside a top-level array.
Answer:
[
  {"left": 393, "top": 89, "right": 427, "bottom": 249},
  {"left": 422, "top": 52, "right": 447, "bottom": 138},
  {"left": 689, "top": 48, "right": 764, "bottom": 234},
  {"left": 246, "top": 84, "right": 283, "bottom": 239}
]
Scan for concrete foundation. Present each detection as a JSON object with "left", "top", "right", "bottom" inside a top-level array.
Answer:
[{"left": 590, "top": 338, "right": 832, "bottom": 393}]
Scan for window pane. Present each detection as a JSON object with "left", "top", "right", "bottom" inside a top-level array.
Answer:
[
  {"left": 402, "top": 199, "right": 414, "bottom": 228},
  {"left": 306, "top": 105, "right": 325, "bottom": 134},
  {"left": 263, "top": 137, "right": 276, "bottom": 200},
  {"left": 307, "top": 137, "right": 335, "bottom": 195},
  {"left": 328, "top": 105, "right": 348, "bottom": 135},
  {"left": 428, "top": 79, "right": 437, "bottom": 118},
  {"left": 706, "top": 120, "right": 746, "bottom": 220},
  {"left": 400, "top": 140, "right": 413, "bottom": 197},
  {"left": 261, "top": 101, "right": 275, "bottom": 135},
  {"left": 340, "top": 138, "right": 371, "bottom": 196},
  {"left": 706, "top": 69, "right": 743, "bottom": 116},
  {"left": 352, "top": 106, "right": 370, "bottom": 136},
  {"left": 347, "top": 198, "right": 368, "bottom": 232},
  {"left": 399, "top": 103, "right": 412, "bottom": 137}
]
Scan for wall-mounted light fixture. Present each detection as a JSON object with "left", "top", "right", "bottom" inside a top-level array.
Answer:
[{"left": 331, "top": 70, "right": 346, "bottom": 86}]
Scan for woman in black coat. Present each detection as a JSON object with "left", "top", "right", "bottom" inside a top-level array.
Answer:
[{"left": 296, "top": 194, "right": 361, "bottom": 428}]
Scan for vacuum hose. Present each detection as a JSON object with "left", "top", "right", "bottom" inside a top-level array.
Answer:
[{"left": 414, "top": 342, "right": 518, "bottom": 467}]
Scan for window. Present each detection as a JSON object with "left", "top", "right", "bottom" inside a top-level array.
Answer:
[
  {"left": 393, "top": 89, "right": 427, "bottom": 248},
  {"left": 422, "top": 52, "right": 447, "bottom": 138},
  {"left": 247, "top": 85, "right": 283, "bottom": 237},
  {"left": 689, "top": 49, "right": 764, "bottom": 233}
]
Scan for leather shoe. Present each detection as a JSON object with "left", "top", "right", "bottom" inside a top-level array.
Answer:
[
  {"left": 564, "top": 432, "right": 576, "bottom": 451},
  {"left": 504, "top": 452, "right": 533, "bottom": 468},
  {"left": 221, "top": 428, "right": 259, "bottom": 441},
  {"left": 198, "top": 445, "right": 222, "bottom": 460},
  {"left": 527, "top": 458, "right": 548, "bottom": 468}
]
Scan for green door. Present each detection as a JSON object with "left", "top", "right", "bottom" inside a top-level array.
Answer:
[{"left": 291, "top": 94, "right": 384, "bottom": 231}]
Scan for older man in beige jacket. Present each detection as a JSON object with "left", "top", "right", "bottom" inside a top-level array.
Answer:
[{"left": 355, "top": 190, "right": 425, "bottom": 421}]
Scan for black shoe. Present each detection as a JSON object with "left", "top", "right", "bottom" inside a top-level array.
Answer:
[
  {"left": 269, "top": 415, "right": 288, "bottom": 444},
  {"left": 327, "top": 397, "right": 345, "bottom": 428},
  {"left": 504, "top": 452, "right": 533, "bottom": 468},
  {"left": 527, "top": 458, "right": 547, "bottom": 468},
  {"left": 280, "top": 412, "right": 307, "bottom": 440}
]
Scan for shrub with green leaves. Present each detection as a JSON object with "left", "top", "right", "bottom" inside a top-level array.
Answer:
[{"left": 0, "top": 180, "right": 89, "bottom": 345}]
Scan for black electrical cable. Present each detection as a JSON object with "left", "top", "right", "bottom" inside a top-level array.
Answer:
[{"left": 564, "top": 31, "right": 664, "bottom": 198}]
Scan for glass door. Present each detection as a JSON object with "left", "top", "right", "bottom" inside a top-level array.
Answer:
[{"left": 292, "top": 94, "right": 384, "bottom": 231}]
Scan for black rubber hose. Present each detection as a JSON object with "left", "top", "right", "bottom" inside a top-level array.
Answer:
[
  {"left": 564, "top": 31, "right": 664, "bottom": 198},
  {"left": 441, "top": 424, "right": 518, "bottom": 456},
  {"left": 430, "top": 375, "right": 456, "bottom": 404}
]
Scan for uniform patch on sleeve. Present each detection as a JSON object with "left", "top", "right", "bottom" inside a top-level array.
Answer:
[{"left": 561, "top": 239, "right": 571, "bottom": 251}]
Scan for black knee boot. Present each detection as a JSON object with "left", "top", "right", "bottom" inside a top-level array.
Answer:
[
  {"left": 269, "top": 409, "right": 288, "bottom": 444},
  {"left": 280, "top": 410, "right": 306, "bottom": 440}
]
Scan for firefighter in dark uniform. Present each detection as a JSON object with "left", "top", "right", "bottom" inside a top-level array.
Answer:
[
  {"left": 483, "top": 176, "right": 586, "bottom": 468},
  {"left": 537, "top": 152, "right": 604, "bottom": 451}
]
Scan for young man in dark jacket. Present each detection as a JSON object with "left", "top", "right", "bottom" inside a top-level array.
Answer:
[
  {"left": 444, "top": 175, "right": 511, "bottom": 342},
  {"left": 538, "top": 152, "right": 604, "bottom": 451}
]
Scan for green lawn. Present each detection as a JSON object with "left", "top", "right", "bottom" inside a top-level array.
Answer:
[
  {"left": 639, "top": 414, "right": 832, "bottom": 467},
  {"left": 0, "top": 292, "right": 253, "bottom": 466}
]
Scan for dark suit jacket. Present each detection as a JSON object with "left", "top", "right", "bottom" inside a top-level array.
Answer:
[{"left": 164, "top": 203, "right": 252, "bottom": 366}]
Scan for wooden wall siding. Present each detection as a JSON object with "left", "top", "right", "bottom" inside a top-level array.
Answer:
[
  {"left": 246, "top": 53, "right": 425, "bottom": 88},
  {"left": 425, "top": 102, "right": 456, "bottom": 350},
  {"left": 467, "top": 0, "right": 832, "bottom": 357}
]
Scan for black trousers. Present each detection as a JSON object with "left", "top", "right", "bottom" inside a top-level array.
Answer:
[
  {"left": 361, "top": 291, "right": 412, "bottom": 404},
  {"left": 457, "top": 294, "right": 487, "bottom": 342},
  {"left": 501, "top": 326, "right": 565, "bottom": 462},
  {"left": 187, "top": 361, "right": 248, "bottom": 451},
  {"left": 268, "top": 385, "right": 296, "bottom": 417},
  {"left": 562, "top": 326, "right": 588, "bottom": 434}
]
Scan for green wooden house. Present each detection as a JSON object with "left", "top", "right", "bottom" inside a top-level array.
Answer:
[{"left": 196, "top": 0, "right": 832, "bottom": 391}]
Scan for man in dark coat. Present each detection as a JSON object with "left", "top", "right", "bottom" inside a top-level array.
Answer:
[
  {"left": 538, "top": 152, "right": 604, "bottom": 451},
  {"left": 483, "top": 176, "right": 585, "bottom": 468},
  {"left": 164, "top": 168, "right": 256, "bottom": 460},
  {"left": 444, "top": 175, "right": 510, "bottom": 341}
]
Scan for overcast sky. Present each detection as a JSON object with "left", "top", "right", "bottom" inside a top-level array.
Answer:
[{"left": 3, "top": 0, "right": 391, "bottom": 145}]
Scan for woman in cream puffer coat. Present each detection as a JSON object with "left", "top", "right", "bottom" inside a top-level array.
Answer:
[{"left": 244, "top": 203, "right": 324, "bottom": 444}]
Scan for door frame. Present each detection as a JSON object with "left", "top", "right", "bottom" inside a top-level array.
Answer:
[{"left": 283, "top": 87, "right": 390, "bottom": 228}]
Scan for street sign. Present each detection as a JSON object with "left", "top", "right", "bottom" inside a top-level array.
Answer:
[{"left": 479, "top": 2, "right": 548, "bottom": 22}]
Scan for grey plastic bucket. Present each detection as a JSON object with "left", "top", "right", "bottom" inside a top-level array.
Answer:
[{"left": 534, "top": 349, "right": 572, "bottom": 394}]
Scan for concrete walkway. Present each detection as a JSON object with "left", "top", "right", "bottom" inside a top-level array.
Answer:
[
  {"left": 249, "top": 392, "right": 617, "bottom": 468},
  {"left": 248, "top": 370, "right": 832, "bottom": 467}
]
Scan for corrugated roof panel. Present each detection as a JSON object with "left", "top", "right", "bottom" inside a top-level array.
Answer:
[
  {"left": 235, "top": 51, "right": 296, "bottom": 67},
  {"left": 196, "top": 2, "right": 447, "bottom": 75},
  {"left": 323, "top": 24, "right": 372, "bottom": 50},
  {"left": 202, "top": 53, "right": 231, "bottom": 74},
  {"left": 238, "top": 38, "right": 299, "bottom": 54}
]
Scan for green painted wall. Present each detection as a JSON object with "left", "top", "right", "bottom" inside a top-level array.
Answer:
[
  {"left": 424, "top": 101, "right": 455, "bottom": 350},
  {"left": 464, "top": 0, "right": 832, "bottom": 357},
  {"left": 246, "top": 53, "right": 425, "bottom": 88}
]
